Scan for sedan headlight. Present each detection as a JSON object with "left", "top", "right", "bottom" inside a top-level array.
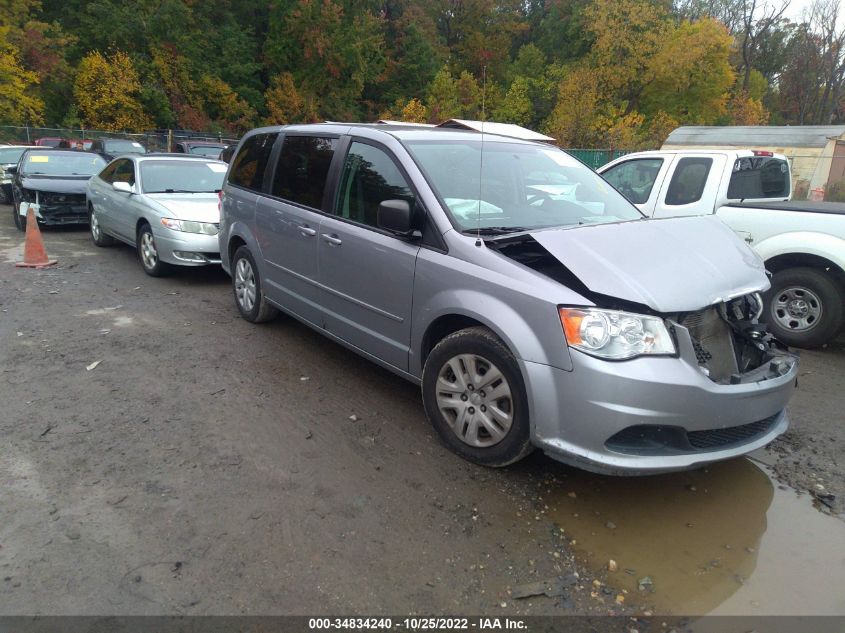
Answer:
[
  {"left": 160, "top": 218, "right": 219, "bottom": 235},
  {"left": 559, "top": 307, "right": 676, "bottom": 360}
]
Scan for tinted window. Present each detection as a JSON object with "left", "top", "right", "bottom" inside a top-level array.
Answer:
[
  {"left": 112, "top": 159, "right": 136, "bottom": 185},
  {"left": 727, "top": 156, "right": 790, "bottom": 199},
  {"left": 229, "top": 133, "right": 278, "bottom": 192},
  {"left": 190, "top": 145, "right": 225, "bottom": 157},
  {"left": 272, "top": 136, "right": 337, "bottom": 209},
  {"left": 141, "top": 160, "right": 226, "bottom": 193},
  {"left": 602, "top": 158, "right": 663, "bottom": 204},
  {"left": 334, "top": 142, "right": 415, "bottom": 228},
  {"left": 665, "top": 157, "right": 712, "bottom": 206},
  {"left": 98, "top": 162, "right": 119, "bottom": 183}
]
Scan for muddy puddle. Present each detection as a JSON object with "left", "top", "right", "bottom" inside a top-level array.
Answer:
[{"left": 543, "top": 457, "right": 845, "bottom": 615}]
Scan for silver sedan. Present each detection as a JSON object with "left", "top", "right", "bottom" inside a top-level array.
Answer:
[{"left": 86, "top": 154, "right": 227, "bottom": 276}]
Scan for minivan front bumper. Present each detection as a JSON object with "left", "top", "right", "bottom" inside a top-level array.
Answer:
[{"left": 524, "top": 336, "right": 798, "bottom": 475}]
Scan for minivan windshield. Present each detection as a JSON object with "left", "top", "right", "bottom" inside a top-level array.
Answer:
[
  {"left": 404, "top": 139, "right": 643, "bottom": 233},
  {"left": 21, "top": 152, "right": 106, "bottom": 176}
]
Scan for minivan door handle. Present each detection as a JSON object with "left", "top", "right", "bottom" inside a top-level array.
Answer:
[
  {"left": 299, "top": 225, "right": 317, "bottom": 237},
  {"left": 321, "top": 233, "right": 342, "bottom": 246}
]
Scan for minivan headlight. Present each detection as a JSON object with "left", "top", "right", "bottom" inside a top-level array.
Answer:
[{"left": 559, "top": 307, "right": 676, "bottom": 360}]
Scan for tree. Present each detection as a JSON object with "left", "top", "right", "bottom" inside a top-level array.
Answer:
[
  {"left": 426, "top": 66, "right": 461, "bottom": 122},
  {"left": 73, "top": 50, "right": 150, "bottom": 130},
  {"left": 0, "top": 26, "right": 44, "bottom": 124},
  {"left": 400, "top": 98, "right": 429, "bottom": 123},
  {"left": 201, "top": 75, "right": 257, "bottom": 133},
  {"left": 494, "top": 76, "right": 532, "bottom": 126},
  {"left": 264, "top": 72, "right": 317, "bottom": 124}
]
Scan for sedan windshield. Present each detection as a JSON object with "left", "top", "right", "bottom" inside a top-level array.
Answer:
[
  {"left": 141, "top": 160, "right": 226, "bottom": 193},
  {"left": 21, "top": 152, "right": 106, "bottom": 176},
  {"left": 0, "top": 148, "right": 27, "bottom": 164},
  {"left": 404, "top": 139, "right": 643, "bottom": 233}
]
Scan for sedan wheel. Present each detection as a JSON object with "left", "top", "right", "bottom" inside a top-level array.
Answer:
[
  {"left": 136, "top": 223, "right": 172, "bottom": 277},
  {"left": 89, "top": 207, "right": 114, "bottom": 247}
]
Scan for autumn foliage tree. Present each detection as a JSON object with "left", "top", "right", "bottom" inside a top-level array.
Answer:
[
  {"left": 0, "top": 26, "right": 44, "bottom": 125},
  {"left": 74, "top": 50, "right": 150, "bottom": 131}
]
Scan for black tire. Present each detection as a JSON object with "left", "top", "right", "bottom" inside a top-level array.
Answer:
[
  {"left": 89, "top": 205, "right": 115, "bottom": 247},
  {"left": 136, "top": 222, "right": 172, "bottom": 277},
  {"left": 231, "top": 245, "right": 278, "bottom": 323},
  {"left": 763, "top": 267, "right": 844, "bottom": 348},
  {"left": 422, "top": 326, "right": 533, "bottom": 467},
  {"left": 13, "top": 201, "right": 26, "bottom": 232}
]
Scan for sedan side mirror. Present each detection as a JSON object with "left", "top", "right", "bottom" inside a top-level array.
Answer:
[
  {"left": 377, "top": 199, "right": 414, "bottom": 235},
  {"left": 6, "top": 166, "right": 17, "bottom": 175},
  {"left": 113, "top": 181, "right": 133, "bottom": 194}
]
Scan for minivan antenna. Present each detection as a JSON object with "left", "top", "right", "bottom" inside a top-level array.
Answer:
[{"left": 476, "top": 64, "right": 487, "bottom": 248}]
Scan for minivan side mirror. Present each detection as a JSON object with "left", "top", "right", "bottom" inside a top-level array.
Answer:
[
  {"left": 6, "top": 166, "right": 17, "bottom": 175},
  {"left": 377, "top": 199, "right": 414, "bottom": 235},
  {"left": 113, "top": 181, "right": 133, "bottom": 194}
]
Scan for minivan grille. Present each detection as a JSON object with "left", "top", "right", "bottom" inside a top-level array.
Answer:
[{"left": 687, "top": 415, "right": 779, "bottom": 449}]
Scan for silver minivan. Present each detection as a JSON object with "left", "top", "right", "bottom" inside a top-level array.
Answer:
[{"left": 218, "top": 124, "right": 798, "bottom": 475}]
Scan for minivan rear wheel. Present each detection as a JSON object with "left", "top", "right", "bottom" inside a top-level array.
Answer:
[
  {"left": 422, "top": 326, "right": 533, "bottom": 467},
  {"left": 231, "top": 246, "right": 278, "bottom": 323}
]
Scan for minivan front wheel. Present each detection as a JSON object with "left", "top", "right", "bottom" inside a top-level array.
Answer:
[
  {"left": 231, "top": 246, "right": 278, "bottom": 323},
  {"left": 422, "top": 327, "right": 533, "bottom": 467}
]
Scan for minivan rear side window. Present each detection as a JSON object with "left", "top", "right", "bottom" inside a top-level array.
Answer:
[
  {"left": 272, "top": 136, "right": 338, "bottom": 209},
  {"left": 727, "top": 156, "right": 790, "bottom": 199},
  {"left": 665, "top": 157, "right": 712, "bottom": 206},
  {"left": 228, "top": 133, "right": 278, "bottom": 192}
]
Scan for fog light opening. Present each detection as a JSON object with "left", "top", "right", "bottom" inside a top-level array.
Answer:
[{"left": 172, "top": 251, "right": 207, "bottom": 263}]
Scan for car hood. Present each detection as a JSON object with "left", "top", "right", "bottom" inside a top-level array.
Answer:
[
  {"left": 20, "top": 175, "right": 91, "bottom": 194},
  {"left": 528, "top": 215, "right": 769, "bottom": 313},
  {"left": 146, "top": 193, "right": 220, "bottom": 223}
]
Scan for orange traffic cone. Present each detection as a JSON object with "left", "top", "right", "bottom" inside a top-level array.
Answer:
[{"left": 15, "top": 208, "right": 57, "bottom": 269}]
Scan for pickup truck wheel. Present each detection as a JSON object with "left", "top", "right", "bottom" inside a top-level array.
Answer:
[
  {"left": 231, "top": 246, "right": 278, "bottom": 323},
  {"left": 422, "top": 327, "right": 533, "bottom": 467},
  {"left": 763, "top": 267, "right": 844, "bottom": 348}
]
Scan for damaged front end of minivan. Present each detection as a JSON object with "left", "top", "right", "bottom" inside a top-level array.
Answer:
[{"left": 487, "top": 216, "right": 799, "bottom": 474}]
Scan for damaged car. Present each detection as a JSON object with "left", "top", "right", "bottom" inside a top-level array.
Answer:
[
  {"left": 219, "top": 124, "right": 799, "bottom": 475},
  {"left": 10, "top": 148, "right": 106, "bottom": 231}
]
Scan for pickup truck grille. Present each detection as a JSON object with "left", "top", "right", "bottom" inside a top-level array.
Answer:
[{"left": 680, "top": 307, "right": 738, "bottom": 383}]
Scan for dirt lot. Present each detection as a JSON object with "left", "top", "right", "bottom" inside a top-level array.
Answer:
[{"left": 1, "top": 209, "right": 843, "bottom": 617}]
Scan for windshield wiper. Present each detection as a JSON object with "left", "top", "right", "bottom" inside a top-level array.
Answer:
[
  {"left": 148, "top": 189, "right": 198, "bottom": 194},
  {"left": 464, "top": 226, "right": 529, "bottom": 236}
]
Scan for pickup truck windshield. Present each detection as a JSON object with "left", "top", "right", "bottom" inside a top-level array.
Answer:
[
  {"left": 404, "top": 139, "right": 643, "bottom": 233},
  {"left": 728, "top": 155, "right": 790, "bottom": 199}
]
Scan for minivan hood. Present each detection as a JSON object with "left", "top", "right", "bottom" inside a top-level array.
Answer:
[
  {"left": 21, "top": 175, "right": 90, "bottom": 194},
  {"left": 146, "top": 194, "right": 220, "bottom": 223},
  {"left": 528, "top": 216, "right": 769, "bottom": 313}
]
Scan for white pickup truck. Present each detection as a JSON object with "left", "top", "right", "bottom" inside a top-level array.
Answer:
[{"left": 597, "top": 149, "right": 845, "bottom": 348}]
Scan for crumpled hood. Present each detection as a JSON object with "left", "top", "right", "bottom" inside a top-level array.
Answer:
[
  {"left": 21, "top": 176, "right": 90, "bottom": 194},
  {"left": 146, "top": 194, "right": 220, "bottom": 223},
  {"left": 529, "top": 215, "right": 769, "bottom": 313}
]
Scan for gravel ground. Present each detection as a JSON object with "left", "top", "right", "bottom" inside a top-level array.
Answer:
[{"left": 0, "top": 210, "right": 842, "bottom": 618}]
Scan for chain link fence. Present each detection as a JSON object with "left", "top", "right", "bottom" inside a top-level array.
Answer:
[
  {"left": 564, "top": 149, "right": 634, "bottom": 169},
  {"left": 0, "top": 126, "right": 238, "bottom": 152}
]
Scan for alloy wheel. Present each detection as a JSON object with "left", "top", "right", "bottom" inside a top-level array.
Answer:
[{"left": 140, "top": 231, "right": 158, "bottom": 270}]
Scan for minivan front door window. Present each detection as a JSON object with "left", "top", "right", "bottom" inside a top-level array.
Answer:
[{"left": 335, "top": 142, "right": 415, "bottom": 228}]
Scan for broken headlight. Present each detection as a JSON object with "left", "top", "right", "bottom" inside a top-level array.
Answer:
[{"left": 559, "top": 307, "right": 676, "bottom": 360}]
